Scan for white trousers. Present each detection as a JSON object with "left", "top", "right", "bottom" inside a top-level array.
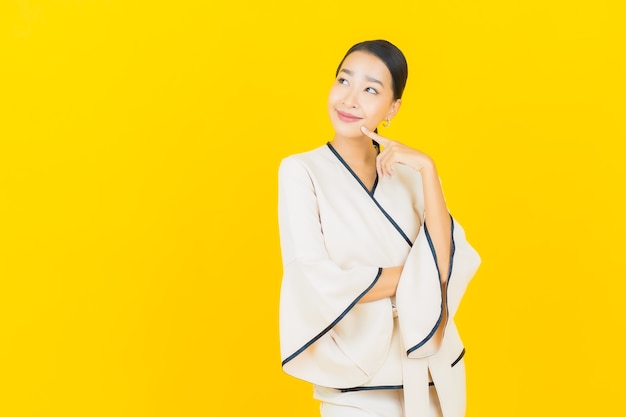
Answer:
[{"left": 313, "top": 385, "right": 443, "bottom": 417}]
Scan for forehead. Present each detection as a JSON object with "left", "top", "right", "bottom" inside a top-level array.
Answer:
[{"left": 339, "top": 51, "right": 392, "bottom": 83}]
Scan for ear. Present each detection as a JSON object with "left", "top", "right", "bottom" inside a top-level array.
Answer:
[{"left": 386, "top": 99, "right": 402, "bottom": 121}]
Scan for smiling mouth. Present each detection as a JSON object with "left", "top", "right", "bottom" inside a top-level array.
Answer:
[{"left": 336, "top": 110, "right": 362, "bottom": 123}]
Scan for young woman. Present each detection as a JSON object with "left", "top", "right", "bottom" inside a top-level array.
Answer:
[{"left": 278, "top": 40, "right": 481, "bottom": 417}]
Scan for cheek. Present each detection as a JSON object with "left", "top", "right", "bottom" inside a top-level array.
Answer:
[
  {"left": 362, "top": 99, "right": 387, "bottom": 118},
  {"left": 361, "top": 100, "right": 383, "bottom": 118},
  {"left": 328, "top": 86, "right": 342, "bottom": 107}
]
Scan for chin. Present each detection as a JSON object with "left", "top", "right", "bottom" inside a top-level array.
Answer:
[
  {"left": 330, "top": 121, "right": 365, "bottom": 139},
  {"left": 334, "top": 127, "right": 364, "bottom": 139}
]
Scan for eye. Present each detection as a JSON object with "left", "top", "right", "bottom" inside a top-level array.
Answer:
[
  {"left": 337, "top": 77, "right": 349, "bottom": 85},
  {"left": 365, "top": 87, "right": 378, "bottom": 95}
]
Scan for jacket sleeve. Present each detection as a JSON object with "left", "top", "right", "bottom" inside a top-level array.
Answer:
[
  {"left": 278, "top": 156, "right": 386, "bottom": 386},
  {"left": 395, "top": 217, "right": 481, "bottom": 359}
]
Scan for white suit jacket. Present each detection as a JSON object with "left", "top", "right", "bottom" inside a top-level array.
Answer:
[{"left": 278, "top": 144, "right": 481, "bottom": 417}]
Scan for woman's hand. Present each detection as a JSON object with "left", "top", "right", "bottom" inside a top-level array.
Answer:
[{"left": 361, "top": 126, "right": 434, "bottom": 178}]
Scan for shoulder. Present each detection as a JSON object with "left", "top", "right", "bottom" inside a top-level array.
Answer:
[{"left": 279, "top": 144, "right": 334, "bottom": 176}]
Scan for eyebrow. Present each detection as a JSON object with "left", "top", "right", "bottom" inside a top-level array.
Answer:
[{"left": 340, "top": 68, "right": 384, "bottom": 87}]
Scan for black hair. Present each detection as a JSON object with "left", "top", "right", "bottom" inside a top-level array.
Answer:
[{"left": 335, "top": 39, "right": 408, "bottom": 100}]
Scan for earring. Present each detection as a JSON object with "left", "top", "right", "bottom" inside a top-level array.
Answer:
[{"left": 382, "top": 118, "right": 391, "bottom": 128}]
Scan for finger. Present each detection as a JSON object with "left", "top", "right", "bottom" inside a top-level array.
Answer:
[
  {"left": 360, "top": 125, "right": 378, "bottom": 139},
  {"left": 377, "top": 149, "right": 389, "bottom": 177},
  {"left": 362, "top": 126, "right": 393, "bottom": 149},
  {"left": 376, "top": 152, "right": 393, "bottom": 178},
  {"left": 383, "top": 150, "right": 401, "bottom": 177}
]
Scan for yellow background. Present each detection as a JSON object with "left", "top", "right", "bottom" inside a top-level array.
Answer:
[{"left": 1, "top": 0, "right": 625, "bottom": 415}]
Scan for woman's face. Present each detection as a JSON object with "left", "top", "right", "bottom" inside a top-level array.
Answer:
[{"left": 328, "top": 51, "right": 401, "bottom": 140}]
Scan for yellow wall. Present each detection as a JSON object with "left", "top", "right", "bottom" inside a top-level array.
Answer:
[{"left": 1, "top": 1, "right": 625, "bottom": 415}]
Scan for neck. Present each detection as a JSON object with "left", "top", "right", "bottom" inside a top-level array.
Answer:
[{"left": 330, "top": 134, "right": 378, "bottom": 164}]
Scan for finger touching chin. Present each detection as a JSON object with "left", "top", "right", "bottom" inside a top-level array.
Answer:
[{"left": 360, "top": 125, "right": 377, "bottom": 136}]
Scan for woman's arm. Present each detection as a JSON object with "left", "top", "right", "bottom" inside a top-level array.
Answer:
[
  {"left": 361, "top": 126, "right": 452, "bottom": 282},
  {"left": 419, "top": 161, "right": 451, "bottom": 281},
  {"left": 358, "top": 265, "right": 403, "bottom": 303},
  {"left": 279, "top": 156, "right": 390, "bottom": 310},
  {"left": 360, "top": 126, "right": 452, "bottom": 348}
]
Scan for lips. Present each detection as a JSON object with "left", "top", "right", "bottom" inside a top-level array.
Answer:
[{"left": 336, "top": 110, "right": 362, "bottom": 123}]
